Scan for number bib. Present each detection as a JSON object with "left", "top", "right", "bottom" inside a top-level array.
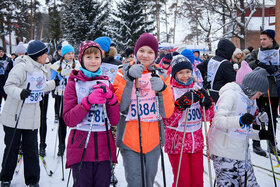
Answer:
[
  {"left": 0, "top": 59, "right": 9, "bottom": 75},
  {"left": 173, "top": 87, "right": 202, "bottom": 132},
  {"left": 75, "top": 80, "right": 110, "bottom": 132},
  {"left": 207, "top": 58, "right": 226, "bottom": 91},
  {"left": 55, "top": 61, "right": 76, "bottom": 95},
  {"left": 100, "top": 63, "right": 119, "bottom": 83},
  {"left": 126, "top": 73, "right": 158, "bottom": 122},
  {"left": 228, "top": 92, "right": 257, "bottom": 140},
  {"left": 25, "top": 72, "right": 45, "bottom": 103},
  {"left": 257, "top": 49, "right": 279, "bottom": 66}
]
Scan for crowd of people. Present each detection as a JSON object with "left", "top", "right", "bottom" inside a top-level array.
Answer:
[{"left": 0, "top": 29, "right": 278, "bottom": 187}]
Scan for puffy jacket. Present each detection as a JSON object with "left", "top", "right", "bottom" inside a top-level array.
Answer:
[
  {"left": 113, "top": 61, "right": 174, "bottom": 153},
  {"left": 1, "top": 55, "right": 55, "bottom": 129},
  {"left": 62, "top": 70, "right": 120, "bottom": 168},
  {"left": 209, "top": 82, "right": 260, "bottom": 160},
  {"left": 163, "top": 78, "right": 214, "bottom": 154}
]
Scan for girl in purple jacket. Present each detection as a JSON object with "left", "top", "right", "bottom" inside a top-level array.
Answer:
[{"left": 62, "top": 41, "right": 120, "bottom": 187}]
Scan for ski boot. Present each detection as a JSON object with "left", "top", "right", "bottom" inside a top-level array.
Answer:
[
  {"left": 57, "top": 145, "right": 65, "bottom": 157},
  {"left": 39, "top": 144, "right": 46, "bottom": 157},
  {"left": 29, "top": 182, "right": 39, "bottom": 187},
  {"left": 253, "top": 140, "right": 267, "bottom": 157},
  {"left": 110, "top": 173, "right": 118, "bottom": 185},
  {"left": 1, "top": 181, "right": 11, "bottom": 187}
]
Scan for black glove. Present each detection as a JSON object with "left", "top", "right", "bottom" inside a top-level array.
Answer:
[
  {"left": 194, "top": 88, "right": 213, "bottom": 110},
  {"left": 54, "top": 75, "right": 60, "bottom": 87},
  {"left": 175, "top": 91, "right": 200, "bottom": 111},
  {"left": 257, "top": 61, "right": 278, "bottom": 75},
  {"left": 259, "top": 129, "right": 273, "bottom": 141},
  {"left": 239, "top": 113, "right": 255, "bottom": 127},
  {"left": 20, "top": 88, "right": 31, "bottom": 100},
  {"left": 203, "top": 80, "right": 211, "bottom": 90}
]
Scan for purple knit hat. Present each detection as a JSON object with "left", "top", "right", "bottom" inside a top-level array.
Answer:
[
  {"left": 78, "top": 41, "right": 102, "bottom": 68},
  {"left": 134, "top": 33, "right": 158, "bottom": 58}
]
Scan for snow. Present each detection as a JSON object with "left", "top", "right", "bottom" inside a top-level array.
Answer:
[{"left": 0, "top": 96, "right": 280, "bottom": 186}]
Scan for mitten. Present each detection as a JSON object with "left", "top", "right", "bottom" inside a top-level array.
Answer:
[
  {"left": 93, "top": 83, "right": 118, "bottom": 106},
  {"left": 175, "top": 91, "right": 199, "bottom": 111},
  {"left": 194, "top": 88, "right": 213, "bottom": 110},
  {"left": 265, "top": 65, "right": 278, "bottom": 75},
  {"left": 150, "top": 76, "right": 166, "bottom": 92},
  {"left": 81, "top": 88, "right": 106, "bottom": 110},
  {"left": 20, "top": 88, "right": 31, "bottom": 100},
  {"left": 127, "top": 64, "right": 145, "bottom": 81},
  {"left": 240, "top": 113, "right": 255, "bottom": 127},
  {"left": 259, "top": 129, "right": 273, "bottom": 141},
  {"left": 54, "top": 75, "right": 60, "bottom": 87}
]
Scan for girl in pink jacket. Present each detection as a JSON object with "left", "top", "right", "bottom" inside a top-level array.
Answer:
[
  {"left": 163, "top": 55, "right": 214, "bottom": 187},
  {"left": 62, "top": 41, "right": 120, "bottom": 187}
]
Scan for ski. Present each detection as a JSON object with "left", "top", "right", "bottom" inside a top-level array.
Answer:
[
  {"left": 15, "top": 154, "right": 23, "bottom": 174},
  {"left": 252, "top": 164, "right": 280, "bottom": 175},
  {"left": 267, "top": 173, "right": 280, "bottom": 180},
  {"left": 40, "top": 156, "right": 54, "bottom": 176}
]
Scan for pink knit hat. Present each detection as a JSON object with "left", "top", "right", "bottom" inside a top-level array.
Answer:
[{"left": 236, "top": 60, "right": 252, "bottom": 83}]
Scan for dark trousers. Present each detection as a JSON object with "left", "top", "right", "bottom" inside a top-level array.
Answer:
[
  {"left": 57, "top": 95, "right": 66, "bottom": 147},
  {"left": 255, "top": 96, "right": 279, "bottom": 146},
  {"left": 54, "top": 94, "right": 61, "bottom": 117},
  {"left": 0, "top": 126, "right": 40, "bottom": 185},
  {"left": 39, "top": 94, "right": 49, "bottom": 148},
  {"left": 72, "top": 161, "right": 111, "bottom": 187}
]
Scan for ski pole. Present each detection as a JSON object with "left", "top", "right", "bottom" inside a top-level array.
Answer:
[
  {"left": 175, "top": 107, "right": 190, "bottom": 187},
  {"left": 102, "top": 103, "right": 116, "bottom": 187},
  {"left": 202, "top": 106, "right": 213, "bottom": 187},
  {"left": 59, "top": 78, "right": 65, "bottom": 181},
  {"left": 0, "top": 83, "right": 30, "bottom": 179},
  {"left": 244, "top": 125, "right": 250, "bottom": 187},
  {"left": 66, "top": 168, "right": 72, "bottom": 187},
  {"left": 135, "top": 78, "right": 146, "bottom": 187},
  {"left": 73, "top": 105, "right": 98, "bottom": 187},
  {"left": 261, "top": 121, "right": 277, "bottom": 187},
  {"left": 155, "top": 91, "right": 166, "bottom": 187}
]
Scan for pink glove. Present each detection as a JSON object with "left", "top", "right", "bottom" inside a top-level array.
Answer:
[
  {"left": 93, "top": 83, "right": 118, "bottom": 106},
  {"left": 81, "top": 88, "right": 106, "bottom": 110}
]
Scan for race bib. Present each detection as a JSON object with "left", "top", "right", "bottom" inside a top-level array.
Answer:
[
  {"left": 257, "top": 49, "right": 279, "bottom": 66},
  {"left": 25, "top": 72, "right": 45, "bottom": 103},
  {"left": 126, "top": 73, "right": 158, "bottom": 122},
  {"left": 207, "top": 58, "right": 226, "bottom": 91},
  {"left": 100, "top": 63, "right": 119, "bottom": 83}
]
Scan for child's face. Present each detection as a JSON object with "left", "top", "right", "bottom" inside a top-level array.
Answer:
[
  {"left": 176, "top": 69, "right": 192, "bottom": 83},
  {"left": 37, "top": 53, "right": 48, "bottom": 64},
  {"left": 83, "top": 52, "right": 102, "bottom": 72},
  {"left": 162, "top": 63, "right": 170, "bottom": 69},
  {"left": 64, "top": 52, "right": 75, "bottom": 62},
  {"left": 136, "top": 46, "right": 155, "bottom": 66},
  {"left": 250, "top": 91, "right": 263, "bottom": 100}
]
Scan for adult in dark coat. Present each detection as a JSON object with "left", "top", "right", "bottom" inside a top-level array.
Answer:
[
  {"left": 0, "top": 47, "right": 13, "bottom": 110},
  {"left": 197, "top": 38, "right": 236, "bottom": 102},
  {"left": 247, "top": 29, "right": 280, "bottom": 156}
]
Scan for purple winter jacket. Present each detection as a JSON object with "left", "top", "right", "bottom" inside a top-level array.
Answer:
[{"left": 63, "top": 70, "right": 120, "bottom": 168}]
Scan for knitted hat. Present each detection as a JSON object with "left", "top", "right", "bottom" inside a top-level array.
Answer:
[
  {"left": 27, "top": 40, "right": 48, "bottom": 60},
  {"left": 94, "top": 36, "right": 111, "bottom": 53},
  {"left": 242, "top": 67, "right": 268, "bottom": 93},
  {"left": 78, "top": 40, "right": 102, "bottom": 69},
  {"left": 171, "top": 55, "right": 193, "bottom": 79},
  {"left": 236, "top": 61, "right": 252, "bottom": 83},
  {"left": 181, "top": 49, "right": 195, "bottom": 64},
  {"left": 264, "top": 29, "right": 275, "bottom": 40},
  {"left": 125, "top": 47, "right": 134, "bottom": 57},
  {"left": 134, "top": 33, "right": 158, "bottom": 58},
  {"left": 61, "top": 45, "right": 75, "bottom": 57},
  {"left": 0, "top": 46, "right": 5, "bottom": 52},
  {"left": 247, "top": 46, "right": 254, "bottom": 52},
  {"left": 57, "top": 44, "right": 62, "bottom": 51},
  {"left": 162, "top": 53, "right": 173, "bottom": 65},
  {"left": 15, "top": 42, "right": 26, "bottom": 54}
]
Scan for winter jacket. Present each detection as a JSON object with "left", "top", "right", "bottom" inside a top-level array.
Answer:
[
  {"left": 102, "top": 56, "right": 122, "bottom": 66},
  {"left": 209, "top": 82, "right": 260, "bottom": 161},
  {"left": 1, "top": 55, "right": 55, "bottom": 130},
  {"left": 113, "top": 61, "right": 174, "bottom": 154},
  {"left": 158, "top": 58, "right": 171, "bottom": 76},
  {"left": 62, "top": 70, "right": 119, "bottom": 168},
  {"left": 197, "top": 39, "right": 236, "bottom": 102},
  {"left": 0, "top": 54, "right": 13, "bottom": 96},
  {"left": 247, "top": 41, "right": 279, "bottom": 97},
  {"left": 163, "top": 78, "right": 214, "bottom": 154}
]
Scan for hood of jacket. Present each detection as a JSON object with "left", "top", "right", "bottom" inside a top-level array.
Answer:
[{"left": 215, "top": 38, "right": 236, "bottom": 60}]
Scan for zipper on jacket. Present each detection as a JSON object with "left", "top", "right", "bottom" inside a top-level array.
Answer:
[
  {"left": 191, "top": 132, "right": 195, "bottom": 153},
  {"left": 94, "top": 132, "right": 98, "bottom": 161},
  {"left": 71, "top": 130, "right": 77, "bottom": 144}
]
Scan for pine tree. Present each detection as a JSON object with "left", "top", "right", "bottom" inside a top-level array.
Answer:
[
  {"left": 48, "top": 4, "right": 62, "bottom": 47},
  {"left": 111, "top": 0, "right": 155, "bottom": 51},
  {"left": 15, "top": 1, "right": 30, "bottom": 42},
  {"left": 62, "top": 0, "right": 110, "bottom": 49}
]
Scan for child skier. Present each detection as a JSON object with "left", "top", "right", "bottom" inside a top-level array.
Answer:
[
  {"left": 50, "top": 44, "right": 80, "bottom": 156},
  {"left": 62, "top": 41, "right": 119, "bottom": 186},
  {"left": 163, "top": 55, "right": 213, "bottom": 187},
  {"left": 209, "top": 67, "right": 273, "bottom": 186},
  {"left": 113, "top": 33, "right": 174, "bottom": 187},
  {"left": 0, "top": 40, "right": 58, "bottom": 187}
]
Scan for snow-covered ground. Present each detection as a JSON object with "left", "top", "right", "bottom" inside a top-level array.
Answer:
[{"left": 0, "top": 96, "right": 280, "bottom": 186}]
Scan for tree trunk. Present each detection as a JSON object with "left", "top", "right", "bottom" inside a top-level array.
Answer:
[
  {"left": 156, "top": 0, "right": 160, "bottom": 41},
  {"left": 164, "top": 2, "right": 169, "bottom": 42},
  {"left": 30, "top": 0, "right": 34, "bottom": 40},
  {"left": 239, "top": 0, "right": 246, "bottom": 49},
  {"left": 276, "top": 0, "right": 280, "bottom": 44},
  {"left": 9, "top": 32, "right": 11, "bottom": 54},
  {"left": 173, "top": 0, "right": 178, "bottom": 44}
]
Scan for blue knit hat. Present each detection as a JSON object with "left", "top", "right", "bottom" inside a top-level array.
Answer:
[
  {"left": 171, "top": 55, "right": 193, "bottom": 79},
  {"left": 27, "top": 40, "right": 48, "bottom": 60},
  {"left": 94, "top": 36, "right": 111, "bottom": 52},
  {"left": 181, "top": 49, "right": 195, "bottom": 64},
  {"left": 61, "top": 45, "right": 75, "bottom": 57},
  {"left": 264, "top": 29, "right": 275, "bottom": 40}
]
